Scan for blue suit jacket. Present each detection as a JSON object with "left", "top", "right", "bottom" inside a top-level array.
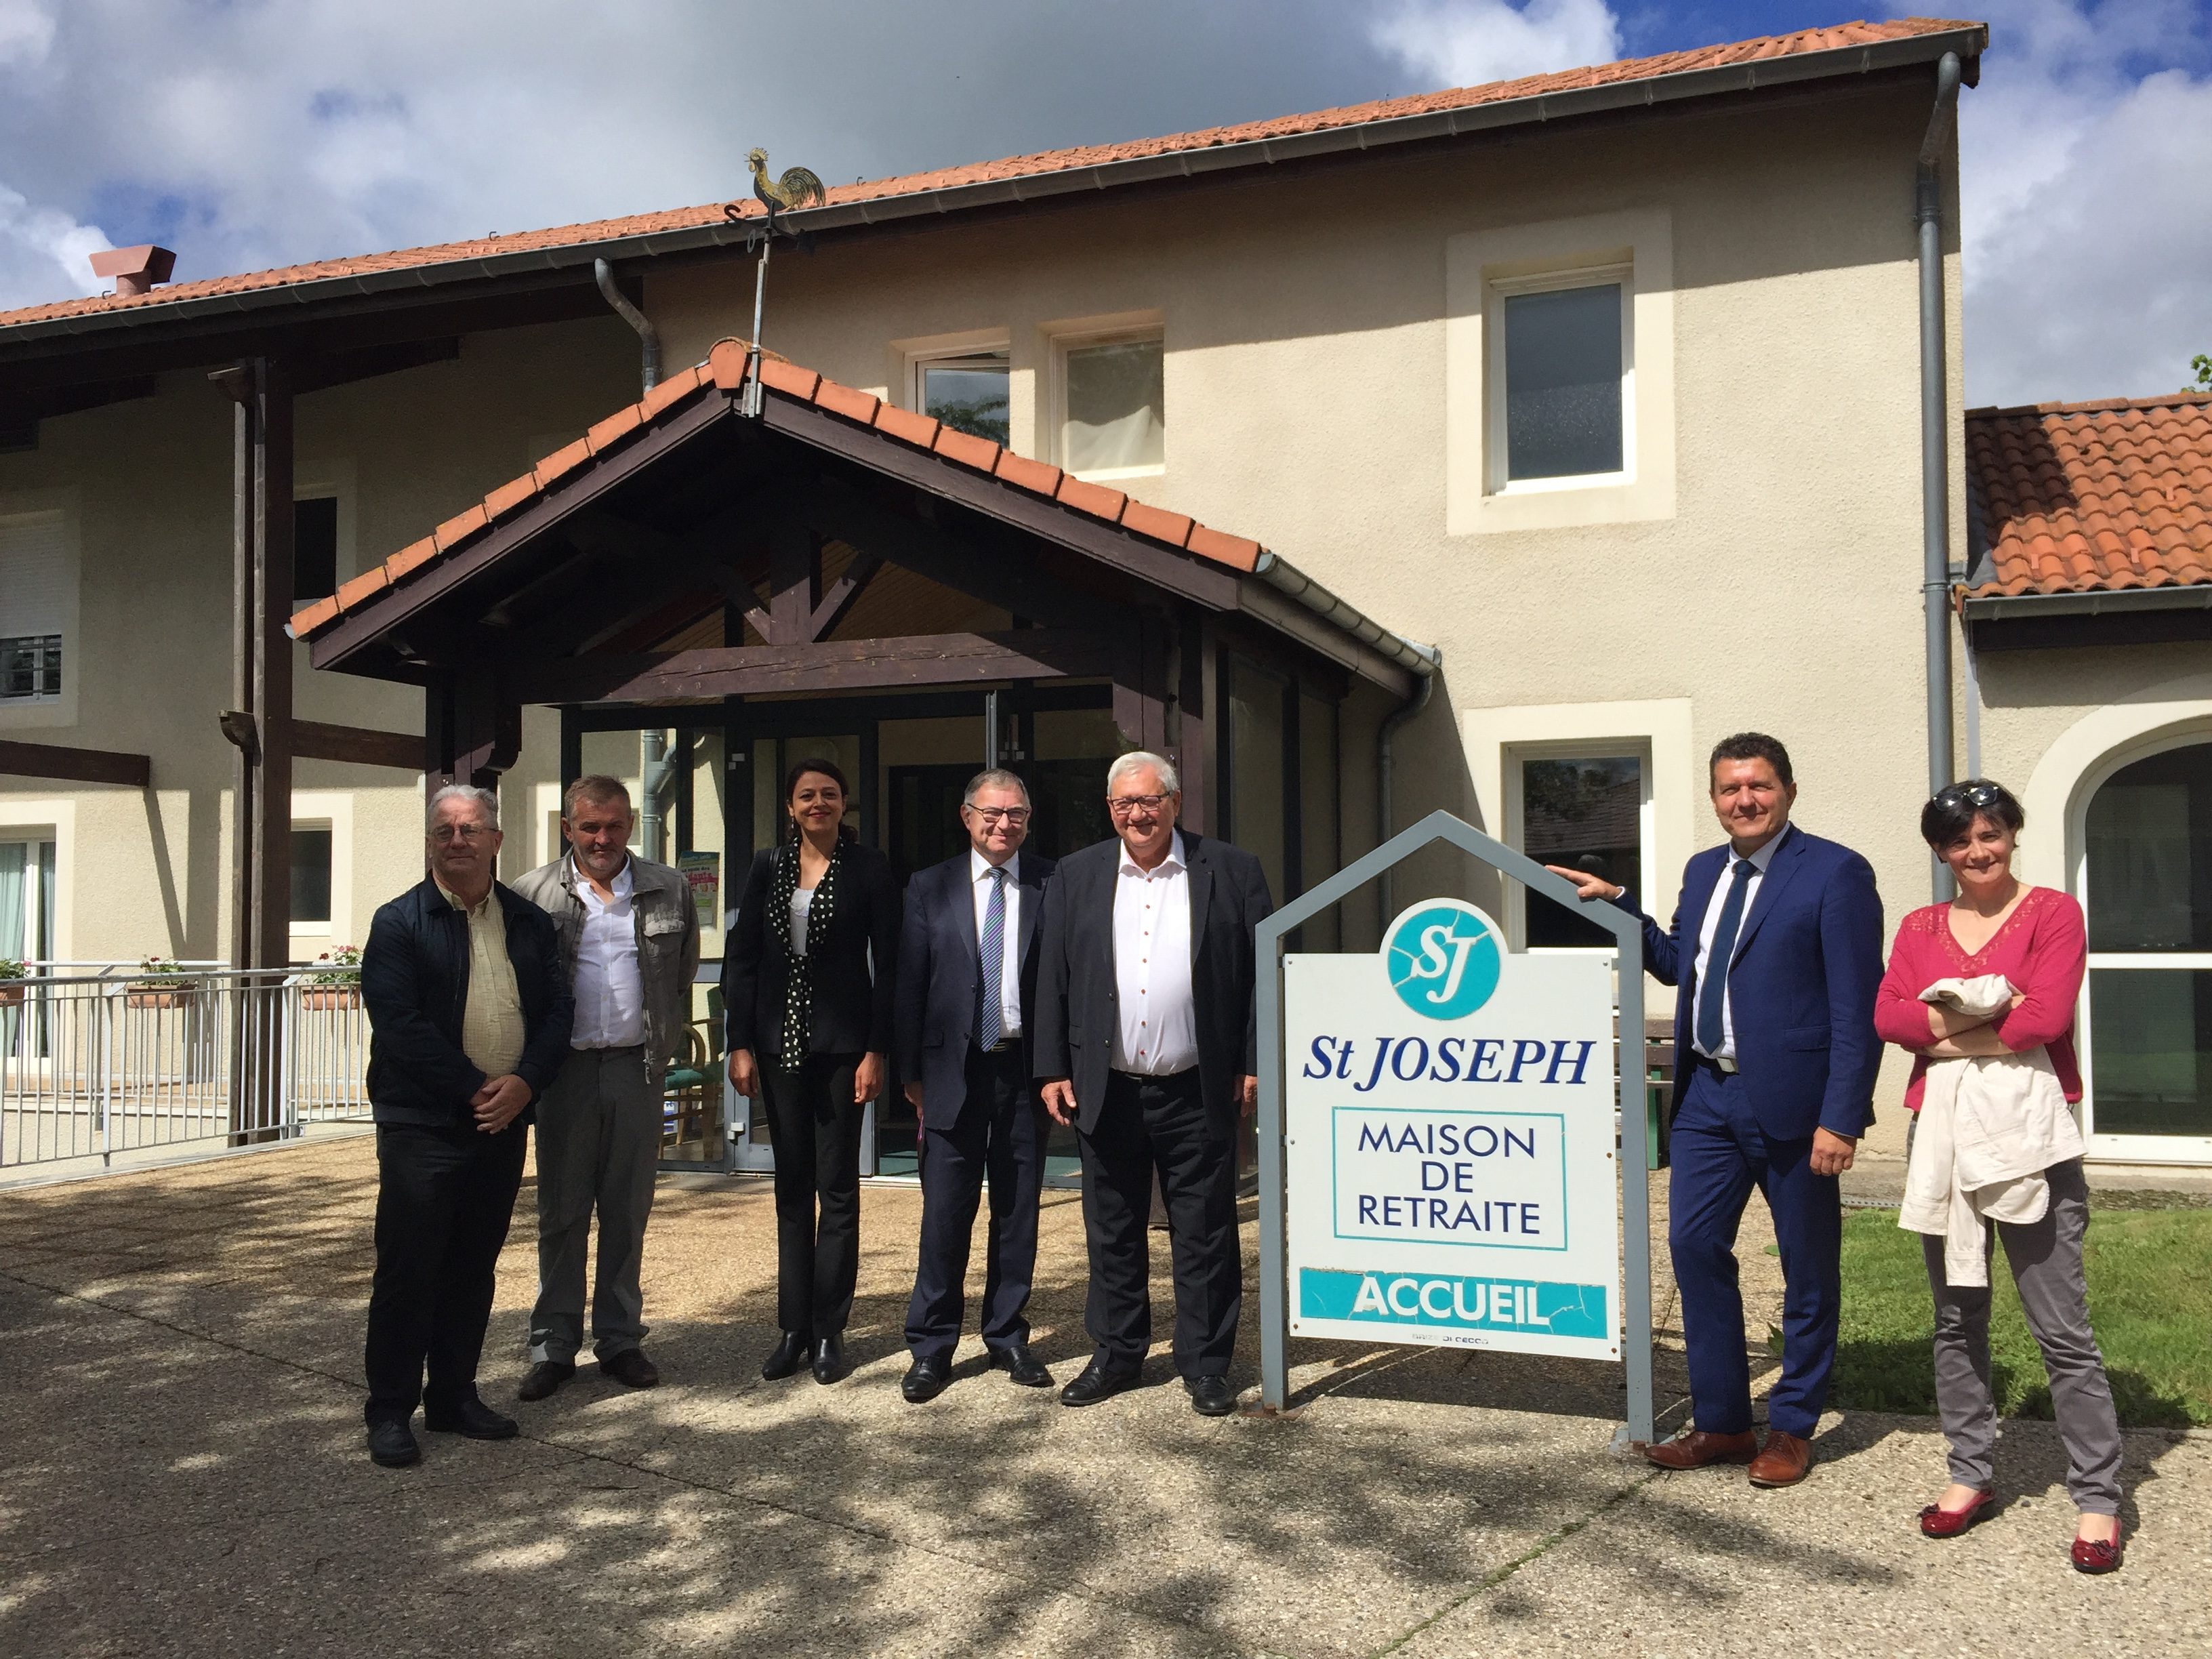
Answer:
[
  {"left": 893, "top": 849, "right": 1054, "bottom": 1132},
  {"left": 1622, "top": 825, "right": 1884, "bottom": 1143}
]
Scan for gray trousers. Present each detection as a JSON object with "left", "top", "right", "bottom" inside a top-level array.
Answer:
[
  {"left": 1922, "top": 1158, "right": 2123, "bottom": 1513},
  {"left": 530, "top": 1046, "right": 660, "bottom": 1364}
]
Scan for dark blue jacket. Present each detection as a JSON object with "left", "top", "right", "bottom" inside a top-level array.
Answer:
[
  {"left": 894, "top": 848, "right": 1054, "bottom": 1132},
  {"left": 361, "top": 878, "right": 574, "bottom": 1128},
  {"left": 1621, "top": 825, "right": 1883, "bottom": 1142}
]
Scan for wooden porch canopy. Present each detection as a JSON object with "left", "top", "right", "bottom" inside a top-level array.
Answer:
[{"left": 295, "top": 340, "right": 1435, "bottom": 823}]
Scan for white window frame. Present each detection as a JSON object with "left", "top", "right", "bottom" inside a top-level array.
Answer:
[
  {"left": 1485, "top": 264, "right": 1634, "bottom": 497},
  {"left": 0, "top": 798, "right": 71, "bottom": 961},
  {"left": 2070, "top": 727, "right": 2212, "bottom": 1166},
  {"left": 1047, "top": 318, "right": 1166, "bottom": 483},
  {"left": 1503, "top": 738, "right": 1655, "bottom": 955},
  {"left": 288, "top": 790, "right": 354, "bottom": 947},
  {"left": 894, "top": 329, "right": 1013, "bottom": 435}
]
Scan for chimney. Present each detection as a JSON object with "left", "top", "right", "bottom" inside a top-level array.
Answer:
[{"left": 88, "top": 245, "right": 177, "bottom": 298}]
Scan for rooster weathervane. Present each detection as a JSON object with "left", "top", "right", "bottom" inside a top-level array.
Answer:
[{"left": 725, "top": 149, "right": 828, "bottom": 415}]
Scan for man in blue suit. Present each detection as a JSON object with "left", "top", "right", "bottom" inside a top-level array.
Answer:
[
  {"left": 893, "top": 769, "right": 1057, "bottom": 1403},
  {"left": 1550, "top": 732, "right": 1881, "bottom": 1487}
]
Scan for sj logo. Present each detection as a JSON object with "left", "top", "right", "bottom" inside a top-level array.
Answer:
[{"left": 1383, "top": 901, "right": 1502, "bottom": 1021}]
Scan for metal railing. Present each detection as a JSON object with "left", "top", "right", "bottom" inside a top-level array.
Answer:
[{"left": 0, "top": 968, "right": 371, "bottom": 1170}]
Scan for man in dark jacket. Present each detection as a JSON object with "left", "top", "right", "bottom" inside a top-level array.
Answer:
[
  {"left": 359, "top": 784, "right": 573, "bottom": 1469},
  {"left": 1033, "top": 752, "right": 1272, "bottom": 1418}
]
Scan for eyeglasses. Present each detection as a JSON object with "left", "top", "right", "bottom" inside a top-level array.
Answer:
[
  {"left": 428, "top": 824, "right": 493, "bottom": 843},
  {"left": 1107, "top": 794, "right": 1171, "bottom": 817},
  {"left": 1931, "top": 783, "right": 2006, "bottom": 811},
  {"left": 966, "top": 806, "right": 1031, "bottom": 825}
]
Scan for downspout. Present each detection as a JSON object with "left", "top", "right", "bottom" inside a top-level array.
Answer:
[
  {"left": 1918, "top": 51, "right": 1963, "bottom": 899},
  {"left": 594, "top": 258, "right": 661, "bottom": 393},
  {"left": 638, "top": 730, "right": 675, "bottom": 863}
]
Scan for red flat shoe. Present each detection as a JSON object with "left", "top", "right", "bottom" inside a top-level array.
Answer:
[
  {"left": 2071, "top": 1532, "right": 2123, "bottom": 1574},
  {"left": 1918, "top": 1488, "right": 1996, "bottom": 1538}
]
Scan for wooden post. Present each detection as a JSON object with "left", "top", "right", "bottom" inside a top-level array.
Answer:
[
  {"left": 221, "top": 367, "right": 255, "bottom": 973},
  {"left": 1113, "top": 613, "right": 1172, "bottom": 759},
  {"left": 252, "top": 357, "right": 294, "bottom": 977}
]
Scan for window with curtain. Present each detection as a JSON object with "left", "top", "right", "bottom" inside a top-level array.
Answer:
[
  {"left": 0, "top": 838, "right": 54, "bottom": 963},
  {"left": 1063, "top": 337, "right": 1164, "bottom": 476},
  {"left": 1501, "top": 281, "right": 1625, "bottom": 483}
]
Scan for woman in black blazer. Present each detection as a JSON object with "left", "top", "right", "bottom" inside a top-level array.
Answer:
[{"left": 723, "top": 758, "right": 900, "bottom": 1384}]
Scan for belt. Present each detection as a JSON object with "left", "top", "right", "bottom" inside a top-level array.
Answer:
[
  {"left": 575, "top": 1042, "right": 646, "bottom": 1055},
  {"left": 976, "top": 1037, "right": 1021, "bottom": 1054}
]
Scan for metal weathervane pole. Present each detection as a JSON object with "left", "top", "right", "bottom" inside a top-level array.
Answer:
[{"left": 746, "top": 231, "right": 770, "bottom": 418}]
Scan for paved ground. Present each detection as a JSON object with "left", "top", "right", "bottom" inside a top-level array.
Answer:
[{"left": 1, "top": 1139, "right": 2205, "bottom": 1658}]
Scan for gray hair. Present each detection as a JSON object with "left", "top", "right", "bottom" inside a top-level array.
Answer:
[
  {"left": 962, "top": 768, "right": 1031, "bottom": 808},
  {"left": 562, "top": 773, "right": 632, "bottom": 817},
  {"left": 1106, "top": 750, "right": 1179, "bottom": 797},
  {"left": 426, "top": 783, "right": 500, "bottom": 832}
]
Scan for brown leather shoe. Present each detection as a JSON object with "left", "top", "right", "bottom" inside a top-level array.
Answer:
[
  {"left": 1748, "top": 1430, "right": 1814, "bottom": 1488},
  {"left": 1644, "top": 1429, "right": 1759, "bottom": 1470}
]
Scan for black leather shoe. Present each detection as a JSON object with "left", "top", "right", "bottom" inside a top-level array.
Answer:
[
  {"left": 599, "top": 1349, "right": 660, "bottom": 1389},
  {"left": 516, "top": 1360, "right": 574, "bottom": 1402},
  {"left": 422, "top": 1395, "right": 518, "bottom": 1440},
  {"left": 1059, "top": 1361, "right": 1139, "bottom": 1407},
  {"left": 366, "top": 1418, "right": 420, "bottom": 1468},
  {"left": 901, "top": 1353, "right": 953, "bottom": 1403},
  {"left": 811, "top": 1333, "right": 846, "bottom": 1385},
  {"left": 1185, "top": 1374, "right": 1238, "bottom": 1418},
  {"left": 761, "top": 1332, "right": 810, "bottom": 1380},
  {"left": 993, "top": 1343, "right": 1054, "bottom": 1388}
]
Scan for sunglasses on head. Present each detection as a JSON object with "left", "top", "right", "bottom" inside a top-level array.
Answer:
[{"left": 1931, "top": 782, "right": 2006, "bottom": 811}]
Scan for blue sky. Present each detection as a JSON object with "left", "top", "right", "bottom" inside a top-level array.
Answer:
[{"left": 1, "top": 0, "right": 2207, "bottom": 405}]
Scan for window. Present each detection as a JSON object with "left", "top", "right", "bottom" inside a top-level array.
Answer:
[
  {"left": 0, "top": 837, "right": 56, "bottom": 963},
  {"left": 1493, "top": 270, "right": 1629, "bottom": 489},
  {"left": 0, "top": 513, "right": 66, "bottom": 703},
  {"left": 2083, "top": 741, "right": 2212, "bottom": 1146},
  {"left": 918, "top": 354, "right": 1010, "bottom": 446},
  {"left": 294, "top": 495, "right": 340, "bottom": 604},
  {"left": 291, "top": 826, "right": 333, "bottom": 927},
  {"left": 1061, "top": 335, "right": 1163, "bottom": 477},
  {"left": 1513, "top": 751, "right": 1648, "bottom": 948}
]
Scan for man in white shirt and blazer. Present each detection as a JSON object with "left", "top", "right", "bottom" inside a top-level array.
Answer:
[
  {"left": 1033, "top": 751, "right": 1273, "bottom": 1418},
  {"left": 894, "top": 769, "right": 1057, "bottom": 1402}
]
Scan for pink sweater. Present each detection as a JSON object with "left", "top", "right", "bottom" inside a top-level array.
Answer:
[{"left": 1872, "top": 885, "right": 2086, "bottom": 1112}]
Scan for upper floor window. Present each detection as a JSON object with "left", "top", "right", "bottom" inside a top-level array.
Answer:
[
  {"left": 0, "top": 512, "right": 66, "bottom": 703},
  {"left": 1492, "top": 270, "right": 1630, "bottom": 490},
  {"left": 1061, "top": 335, "right": 1164, "bottom": 478},
  {"left": 917, "top": 352, "right": 1011, "bottom": 446},
  {"left": 294, "top": 495, "right": 340, "bottom": 605}
]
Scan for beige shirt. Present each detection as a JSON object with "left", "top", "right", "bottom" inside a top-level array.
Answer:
[{"left": 439, "top": 881, "right": 525, "bottom": 1078}]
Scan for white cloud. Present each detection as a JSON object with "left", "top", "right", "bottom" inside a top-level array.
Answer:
[
  {"left": 0, "top": 182, "right": 108, "bottom": 308},
  {"left": 0, "top": 0, "right": 54, "bottom": 68},
  {"left": 1368, "top": 0, "right": 1620, "bottom": 90},
  {"left": 1952, "top": 0, "right": 2212, "bottom": 404}
]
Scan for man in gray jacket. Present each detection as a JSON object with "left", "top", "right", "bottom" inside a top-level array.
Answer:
[{"left": 510, "top": 774, "right": 700, "bottom": 1399}]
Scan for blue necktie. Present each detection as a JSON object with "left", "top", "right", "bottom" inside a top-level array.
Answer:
[
  {"left": 977, "top": 865, "right": 1008, "bottom": 1050},
  {"left": 1696, "top": 858, "right": 1756, "bottom": 1057}
]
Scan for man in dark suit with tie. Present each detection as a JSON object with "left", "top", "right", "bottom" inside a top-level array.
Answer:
[
  {"left": 1550, "top": 732, "right": 1882, "bottom": 1487},
  {"left": 895, "top": 769, "right": 1057, "bottom": 1402},
  {"left": 1034, "top": 751, "right": 1273, "bottom": 1418}
]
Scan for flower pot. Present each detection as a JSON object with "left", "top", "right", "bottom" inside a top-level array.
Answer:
[
  {"left": 127, "top": 989, "right": 194, "bottom": 1010},
  {"left": 302, "top": 987, "right": 361, "bottom": 1010},
  {"left": 0, "top": 983, "right": 23, "bottom": 1008}
]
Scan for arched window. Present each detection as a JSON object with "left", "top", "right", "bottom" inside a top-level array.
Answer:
[{"left": 2083, "top": 740, "right": 2212, "bottom": 1151}]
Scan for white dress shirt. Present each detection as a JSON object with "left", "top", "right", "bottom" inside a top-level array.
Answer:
[
  {"left": 1689, "top": 826, "right": 1789, "bottom": 1061},
  {"left": 970, "top": 848, "right": 1023, "bottom": 1040},
  {"left": 571, "top": 856, "right": 646, "bottom": 1049},
  {"left": 1111, "top": 831, "right": 1198, "bottom": 1076}
]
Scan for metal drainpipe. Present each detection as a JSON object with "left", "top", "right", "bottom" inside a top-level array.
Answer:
[
  {"left": 639, "top": 731, "right": 670, "bottom": 862},
  {"left": 1918, "top": 51, "right": 1963, "bottom": 899},
  {"left": 594, "top": 258, "right": 661, "bottom": 393},
  {"left": 1376, "top": 672, "right": 1435, "bottom": 926}
]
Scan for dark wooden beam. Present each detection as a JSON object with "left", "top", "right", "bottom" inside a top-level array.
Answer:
[
  {"left": 767, "top": 517, "right": 818, "bottom": 644},
  {"left": 252, "top": 356, "right": 295, "bottom": 976},
  {"left": 810, "top": 550, "right": 882, "bottom": 639},
  {"left": 292, "top": 337, "right": 461, "bottom": 396},
  {"left": 1114, "top": 613, "right": 1171, "bottom": 756},
  {"left": 293, "top": 720, "right": 423, "bottom": 771},
  {"left": 0, "top": 738, "right": 150, "bottom": 788},
  {"left": 521, "top": 630, "right": 1111, "bottom": 705}
]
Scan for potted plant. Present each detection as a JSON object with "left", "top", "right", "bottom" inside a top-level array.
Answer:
[
  {"left": 302, "top": 945, "right": 363, "bottom": 1010},
  {"left": 127, "top": 956, "right": 196, "bottom": 1010},
  {"left": 0, "top": 958, "right": 23, "bottom": 1010}
]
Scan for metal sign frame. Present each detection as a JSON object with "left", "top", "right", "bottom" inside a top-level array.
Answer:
[{"left": 1256, "top": 809, "right": 1655, "bottom": 1445}]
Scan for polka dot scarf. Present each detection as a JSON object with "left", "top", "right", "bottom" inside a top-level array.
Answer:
[{"left": 771, "top": 835, "right": 841, "bottom": 1063}]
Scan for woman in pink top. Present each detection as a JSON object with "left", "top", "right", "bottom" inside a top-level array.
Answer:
[{"left": 1873, "top": 779, "right": 2124, "bottom": 1572}]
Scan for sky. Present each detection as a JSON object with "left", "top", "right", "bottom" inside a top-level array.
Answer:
[{"left": 0, "top": 0, "right": 2207, "bottom": 407}]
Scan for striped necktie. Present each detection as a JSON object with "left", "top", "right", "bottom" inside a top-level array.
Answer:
[
  {"left": 977, "top": 865, "right": 1008, "bottom": 1050},
  {"left": 1696, "top": 858, "right": 1757, "bottom": 1057}
]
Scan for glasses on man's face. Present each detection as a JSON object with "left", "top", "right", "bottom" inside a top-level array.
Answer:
[
  {"left": 1107, "top": 794, "right": 1170, "bottom": 817},
  {"left": 967, "top": 806, "right": 1031, "bottom": 825},
  {"left": 429, "top": 823, "right": 492, "bottom": 844},
  {"left": 1931, "top": 783, "right": 2005, "bottom": 811}
]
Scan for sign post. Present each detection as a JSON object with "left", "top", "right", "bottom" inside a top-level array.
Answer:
[{"left": 1256, "top": 811, "right": 1655, "bottom": 1446}]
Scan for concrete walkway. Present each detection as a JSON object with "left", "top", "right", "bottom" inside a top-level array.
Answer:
[{"left": 1, "top": 1139, "right": 2204, "bottom": 1657}]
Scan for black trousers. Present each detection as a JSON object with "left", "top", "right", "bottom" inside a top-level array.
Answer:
[
  {"left": 1078, "top": 1067, "right": 1241, "bottom": 1378},
  {"left": 905, "top": 1043, "right": 1046, "bottom": 1360},
  {"left": 363, "top": 1120, "right": 527, "bottom": 1425},
  {"left": 762, "top": 1052, "right": 865, "bottom": 1336}
]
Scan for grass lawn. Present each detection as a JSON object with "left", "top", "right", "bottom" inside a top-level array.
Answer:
[{"left": 1830, "top": 1205, "right": 2212, "bottom": 1428}]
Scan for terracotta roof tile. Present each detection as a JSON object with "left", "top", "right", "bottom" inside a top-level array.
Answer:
[
  {"left": 1965, "top": 393, "right": 2212, "bottom": 598},
  {"left": 1, "top": 20, "right": 1977, "bottom": 335},
  {"left": 298, "top": 346, "right": 1290, "bottom": 641}
]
